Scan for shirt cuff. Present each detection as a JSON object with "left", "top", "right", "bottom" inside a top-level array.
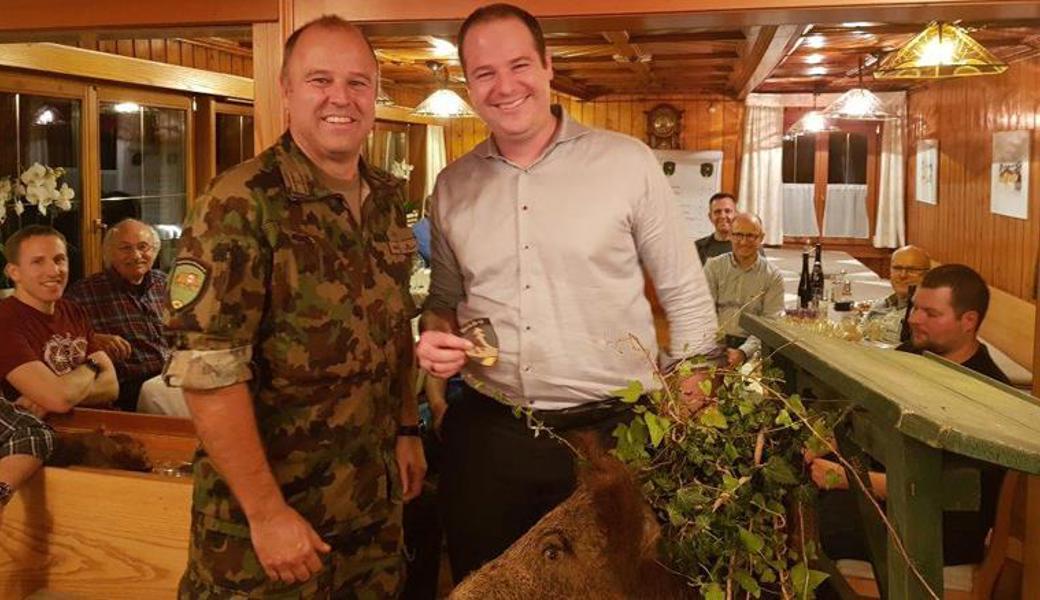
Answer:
[{"left": 163, "top": 346, "right": 253, "bottom": 390}]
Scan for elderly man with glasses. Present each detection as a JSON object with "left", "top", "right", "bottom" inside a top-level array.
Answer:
[
  {"left": 862, "top": 244, "right": 931, "bottom": 345},
  {"left": 703, "top": 212, "right": 785, "bottom": 367},
  {"left": 65, "top": 218, "right": 169, "bottom": 411}
]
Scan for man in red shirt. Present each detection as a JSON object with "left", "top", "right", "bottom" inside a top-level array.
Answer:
[{"left": 0, "top": 225, "right": 118, "bottom": 417}]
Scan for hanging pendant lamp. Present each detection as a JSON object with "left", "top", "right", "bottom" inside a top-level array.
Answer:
[
  {"left": 873, "top": 21, "right": 1008, "bottom": 79},
  {"left": 412, "top": 62, "right": 475, "bottom": 118},
  {"left": 787, "top": 92, "right": 842, "bottom": 138},
  {"left": 823, "top": 56, "right": 894, "bottom": 121}
]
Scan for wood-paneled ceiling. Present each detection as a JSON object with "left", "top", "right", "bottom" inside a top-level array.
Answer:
[{"left": 372, "top": 18, "right": 1040, "bottom": 100}]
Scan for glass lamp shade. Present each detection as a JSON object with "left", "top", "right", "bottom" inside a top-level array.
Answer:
[
  {"left": 787, "top": 110, "right": 842, "bottom": 137},
  {"left": 822, "top": 88, "right": 894, "bottom": 121},
  {"left": 412, "top": 89, "right": 475, "bottom": 118},
  {"left": 874, "top": 22, "right": 1008, "bottom": 80}
]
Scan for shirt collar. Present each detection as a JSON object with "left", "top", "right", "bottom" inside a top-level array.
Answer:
[
  {"left": 272, "top": 132, "right": 379, "bottom": 203},
  {"left": 476, "top": 104, "right": 591, "bottom": 161},
  {"left": 728, "top": 252, "right": 761, "bottom": 272}
]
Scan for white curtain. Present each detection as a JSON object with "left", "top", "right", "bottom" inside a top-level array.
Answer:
[
  {"left": 874, "top": 92, "right": 906, "bottom": 248},
  {"left": 425, "top": 124, "right": 448, "bottom": 200},
  {"left": 823, "top": 184, "right": 870, "bottom": 238},
  {"left": 738, "top": 102, "right": 785, "bottom": 245},
  {"left": 782, "top": 183, "right": 818, "bottom": 237}
]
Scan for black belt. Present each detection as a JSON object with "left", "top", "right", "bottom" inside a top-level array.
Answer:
[{"left": 530, "top": 396, "right": 643, "bottom": 431}]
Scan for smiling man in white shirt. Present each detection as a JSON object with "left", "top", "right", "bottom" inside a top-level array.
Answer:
[{"left": 415, "top": 2, "right": 718, "bottom": 581}]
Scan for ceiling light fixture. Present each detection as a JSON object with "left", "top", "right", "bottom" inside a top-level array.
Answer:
[
  {"left": 823, "top": 56, "right": 894, "bottom": 121},
  {"left": 429, "top": 37, "right": 458, "bottom": 58},
  {"left": 805, "top": 53, "right": 825, "bottom": 65},
  {"left": 873, "top": 21, "right": 1008, "bottom": 79},
  {"left": 808, "top": 66, "right": 828, "bottom": 76},
  {"left": 786, "top": 92, "right": 841, "bottom": 138},
  {"left": 412, "top": 61, "right": 475, "bottom": 118},
  {"left": 805, "top": 35, "right": 826, "bottom": 49}
]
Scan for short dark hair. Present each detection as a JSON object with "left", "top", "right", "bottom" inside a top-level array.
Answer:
[
  {"left": 4, "top": 225, "right": 67, "bottom": 265},
  {"left": 920, "top": 264, "right": 990, "bottom": 326},
  {"left": 457, "top": 3, "right": 548, "bottom": 73},
  {"left": 708, "top": 192, "right": 736, "bottom": 208},
  {"left": 280, "top": 15, "right": 378, "bottom": 81}
]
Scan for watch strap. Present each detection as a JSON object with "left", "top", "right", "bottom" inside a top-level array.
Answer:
[{"left": 396, "top": 425, "right": 422, "bottom": 437}]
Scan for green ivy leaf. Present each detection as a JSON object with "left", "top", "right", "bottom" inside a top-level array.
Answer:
[
  {"left": 791, "top": 562, "right": 829, "bottom": 599},
  {"left": 787, "top": 394, "right": 807, "bottom": 417},
  {"left": 703, "top": 583, "right": 725, "bottom": 600},
  {"left": 763, "top": 456, "right": 798, "bottom": 485},
  {"left": 775, "top": 409, "right": 793, "bottom": 427},
  {"left": 733, "top": 569, "right": 762, "bottom": 598},
  {"left": 644, "top": 412, "right": 671, "bottom": 448},
  {"left": 760, "top": 567, "right": 777, "bottom": 583},
  {"left": 738, "top": 526, "right": 765, "bottom": 554},
  {"left": 698, "top": 378, "right": 713, "bottom": 397},
  {"left": 699, "top": 406, "right": 729, "bottom": 429},
  {"left": 611, "top": 380, "right": 644, "bottom": 404}
]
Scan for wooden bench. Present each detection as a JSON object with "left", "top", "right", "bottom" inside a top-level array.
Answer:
[
  {"left": 0, "top": 410, "right": 196, "bottom": 599},
  {"left": 743, "top": 314, "right": 1040, "bottom": 600}
]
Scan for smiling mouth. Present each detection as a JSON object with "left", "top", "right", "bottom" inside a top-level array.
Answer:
[
  {"left": 322, "top": 115, "right": 357, "bottom": 124},
  {"left": 495, "top": 96, "right": 528, "bottom": 111}
]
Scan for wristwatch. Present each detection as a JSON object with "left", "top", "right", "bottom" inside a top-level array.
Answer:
[
  {"left": 82, "top": 357, "right": 102, "bottom": 376},
  {"left": 396, "top": 424, "right": 422, "bottom": 437},
  {"left": 0, "top": 481, "right": 13, "bottom": 507}
]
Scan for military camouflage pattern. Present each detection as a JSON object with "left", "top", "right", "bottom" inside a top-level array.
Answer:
[{"left": 164, "top": 132, "right": 418, "bottom": 597}]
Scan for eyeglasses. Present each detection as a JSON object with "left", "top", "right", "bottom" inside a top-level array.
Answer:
[
  {"left": 116, "top": 242, "right": 159, "bottom": 255},
  {"left": 730, "top": 232, "right": 761, "bottom": 242},
  {"left": 891, "top": 266, "right": 929, "bottom": 274}
]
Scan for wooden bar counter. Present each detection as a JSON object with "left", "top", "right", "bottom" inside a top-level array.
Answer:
[{"left": 0, "top": 409, "right": 197, "bottom": 599}]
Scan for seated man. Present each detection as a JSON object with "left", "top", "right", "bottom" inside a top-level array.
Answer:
[
  {"left": 703, "top": 212, "right": 785, "bottom": 366},
  {"left": 862, "top": 244, "right": 931, "bottom": 344},
  {"left": 0, "top": 399, "right": 55, "bottom": 517},
  {"left": 65, "top": 219, "right": 169, "bottom": 411},
  {"left": 812, "top": 264, "right": 1009, "bottom": 574},
  {"left": 695, "top": 192, "right": 737, "bottom": 264},
  {"left": 0, "top": 226, "right": 119, "bottom": 418}
]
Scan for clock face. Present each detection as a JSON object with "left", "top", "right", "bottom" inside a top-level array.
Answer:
[{"left": 651, "top": 107, "right": 679, "bottom": 136}]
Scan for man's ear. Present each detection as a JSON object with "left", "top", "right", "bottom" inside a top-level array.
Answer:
[
  {"left": 960, "top": 309, "right": 980, "bottom": 335},
  {"left": 4, "top": 262, "right": 17, "bottom": 284}
]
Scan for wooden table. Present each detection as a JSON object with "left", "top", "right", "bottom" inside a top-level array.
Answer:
[
  {"left": 742, "top": 314, "right": 1040, "bottom": 599},
  {"left": 764, "top": 247, "right": 892, "bottom": 308}
]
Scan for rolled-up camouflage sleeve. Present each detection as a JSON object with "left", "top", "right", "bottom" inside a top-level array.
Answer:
[{"left": 163, "top": 177, "right": 267, "bottom": 391}]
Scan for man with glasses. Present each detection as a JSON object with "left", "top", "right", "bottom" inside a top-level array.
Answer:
[
  {"left": 862, "top": 244, "right": 931, "bottom": 344},
  {"left": 66, "top": 218, "right": 169, "bottom": 411},
  {"left": 703, "top": 212, "right": 785, "bottom": 367}
]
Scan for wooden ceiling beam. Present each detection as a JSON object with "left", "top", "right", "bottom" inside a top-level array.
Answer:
[
  {"left": 728, "top": 23, "right": 805, "bottom": 98},
  {"left": 552, "top": 50, "right": 739, "bottom": 64},
  {"left": 545, "top": 30, "right": 746, "bottom": 48},
  {"left": 551, "top": 73, "right": 597, "bottom": 100}
]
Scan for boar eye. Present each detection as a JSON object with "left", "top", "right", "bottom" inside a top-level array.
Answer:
[{"left": 543, "top": 545, "right": 561, "bottom": 561}]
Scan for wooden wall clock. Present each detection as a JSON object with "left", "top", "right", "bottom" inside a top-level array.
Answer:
[{"left": 647, "top": 103, "right": 683, "bottom": 149}]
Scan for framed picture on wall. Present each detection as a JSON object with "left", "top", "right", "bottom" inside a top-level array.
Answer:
[
  {"left": 991, "top": 130, "right": 1030, "bottom": 220},
  {"left": 915, "top": 139, "right": 938, "bottom": 205}
]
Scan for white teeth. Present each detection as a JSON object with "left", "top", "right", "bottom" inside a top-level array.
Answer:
[
  {"left": 498, "top": 97, "right": 525, "bottom": 110},
  {"left": 323, "top": 116, "right": 355, "bottom": 124}
]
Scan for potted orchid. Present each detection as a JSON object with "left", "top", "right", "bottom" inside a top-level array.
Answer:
[{"left": 0, "top": 162, "right": 76, "bottom": 292}]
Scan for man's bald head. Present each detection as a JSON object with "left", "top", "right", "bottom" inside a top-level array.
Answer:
[
  {"left": 731, "top": 212, "right": 763, "bottom": 234},
  {"left": 890, "top": 244, "right": 931, "bottom": 299}
]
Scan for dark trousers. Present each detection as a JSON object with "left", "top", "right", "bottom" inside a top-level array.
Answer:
[{"left": 439, "top": 384, "right": 633, "bottom": 583}]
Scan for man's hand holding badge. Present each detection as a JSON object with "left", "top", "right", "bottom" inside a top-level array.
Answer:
[{"left": 416, "top": 314, "right": 500, "bottom": 379}]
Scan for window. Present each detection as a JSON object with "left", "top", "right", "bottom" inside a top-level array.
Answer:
[
  {"left": 781, "top": 109, "right": 880, "bottom": 242},
  {"left": 0, "top": 91, "right": 84, "bottom": 283},
  {"left": 216, "top": 112, "right": 255, "bottom": 176},
  {"left": 99, "top": 95, "right": 188, "bottom": 271}
]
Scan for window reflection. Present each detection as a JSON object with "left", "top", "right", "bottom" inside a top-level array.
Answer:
[
  {"left": 0, "top": 92, "right": 83, "bottom": 284},
  {"left": 100, "top": 102, "right": 186, "bottom": 271}
]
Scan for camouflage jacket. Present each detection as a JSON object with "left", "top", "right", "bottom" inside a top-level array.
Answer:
[{"left": 164, "top": 132, "right": 417, "bottom": 536}]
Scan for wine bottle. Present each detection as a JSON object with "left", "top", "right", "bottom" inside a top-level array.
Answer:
[
  {"left": 900, "top": 284, "right": 917, "bottom": 342},
  {"left": 798, "top": 251, "right": 813, "bottom": 309},
  {"left": 811, "top": 243, "right": 825, "bottom": 304}
]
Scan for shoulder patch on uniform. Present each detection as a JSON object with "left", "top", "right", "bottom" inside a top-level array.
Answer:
[{"left": 169, "top": 259, "right": 209, "bottom": 311}]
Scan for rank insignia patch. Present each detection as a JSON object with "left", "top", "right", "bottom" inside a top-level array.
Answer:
[{"left": 169, "top": 260, "right": 208, "bottom": 310}]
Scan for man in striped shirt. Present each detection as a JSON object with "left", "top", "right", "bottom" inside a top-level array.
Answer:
[{"left": 66, "top": 219, "right": 169, "bottom": 411}]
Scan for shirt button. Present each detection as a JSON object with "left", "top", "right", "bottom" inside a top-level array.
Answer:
[
  {"left": 523, "top": 365, "right": 532, "bottom": 372},
  {"left": 523, "top": 244, "right": 530, "bottom": 250},
  {"left": 524, "top": 284, "right": 531, "bottom": 290},
  {"left": 525, "top": 325, "right": 531, "bottom": 331},
  {"left": 521, "top": 205, "right": 529, "bottom": 211}
]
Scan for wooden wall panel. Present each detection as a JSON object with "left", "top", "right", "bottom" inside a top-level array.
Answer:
[
  {"left": 906, "top": 55, "right": 1040, "bottom": 302},
  {"left": 74, "top": 38, "right": 253, "bottom": 77}
]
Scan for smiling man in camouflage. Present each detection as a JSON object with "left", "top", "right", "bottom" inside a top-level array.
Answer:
[{"left": 163, "top": 16, "right": 425, "bottom": 598}]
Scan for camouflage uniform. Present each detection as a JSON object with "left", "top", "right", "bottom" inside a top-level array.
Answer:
[{"left": 164, "top": 133, "right": 417, "bottom": 599}]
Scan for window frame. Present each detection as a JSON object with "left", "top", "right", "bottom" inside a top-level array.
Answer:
[{"left": 781, "top": 106, "right": 882, "bottom": 246}]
